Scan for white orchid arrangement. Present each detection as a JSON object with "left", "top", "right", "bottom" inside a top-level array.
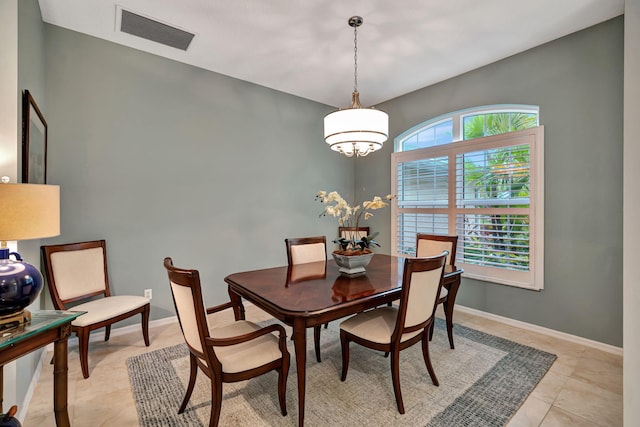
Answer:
[{"left": 316, "top": 190, "right": 393, "bottom": 254}]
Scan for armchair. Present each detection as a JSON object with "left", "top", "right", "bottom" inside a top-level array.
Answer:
[{"left": 164, "top": 257, "right": 289, "bottom": 427}]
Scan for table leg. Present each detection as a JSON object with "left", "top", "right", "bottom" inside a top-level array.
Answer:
[
  {"left": 227, "top": 286, "right": 245, "bottom": 321},
  {"left": 292, "top": 318, "right": 307, "bottom": 427},
  {"left": 53, "top": 337, "right": 70, "bottom": 427},
  {"left": 444, "top": 299, "right": 455, "bottom": 349},
  {"left": 444, "top": 278, "right": 461, "bottom": 350}
]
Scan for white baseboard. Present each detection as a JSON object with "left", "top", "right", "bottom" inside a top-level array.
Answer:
[{"left": 455, "top": 304, "right": 623, "bottom": 356}]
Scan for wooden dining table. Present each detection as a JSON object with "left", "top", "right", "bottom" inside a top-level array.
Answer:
[{"left": 224, "top": 253, "right": 463, "bottom": 427}]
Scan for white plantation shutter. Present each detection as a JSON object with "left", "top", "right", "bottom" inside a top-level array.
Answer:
[
  {"left": 392, "top": 127, "right": 544, "bottom": 289},
  {"left": 396, "top": 155, "right": 449, "bottom": 255}
]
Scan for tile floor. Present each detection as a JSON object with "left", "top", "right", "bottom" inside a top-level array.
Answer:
[{"left": 23, "top": 305, "right": 622, "bottom": 426}]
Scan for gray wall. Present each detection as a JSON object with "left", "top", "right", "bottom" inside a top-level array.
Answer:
[
  {"left": 1, "top": 0, "right": 19, "bottom": 413},
  {"left": 42, "top": 24, "right": 353, "bottom": 320},
  {"left": 15, "top": 0, "right": 48, "bottom": 408},
  {"left": 359, "top": 17, "right": 624, "bottom": 347}
]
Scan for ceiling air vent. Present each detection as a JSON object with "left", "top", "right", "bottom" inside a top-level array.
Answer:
[{"left": 119, "top": 9, "right": 194, "bottom": 51}]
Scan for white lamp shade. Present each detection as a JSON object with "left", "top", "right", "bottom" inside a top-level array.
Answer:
[
  {"left": 324, "top": 108, "right": 389, "bottom": 156},
  {"left": 0, "top": 183, "right": 60, "bottom": 242}
]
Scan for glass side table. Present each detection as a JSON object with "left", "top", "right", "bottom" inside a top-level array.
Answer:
[{"left": 0, "top": 310, "right": 85, "bottom": 427}]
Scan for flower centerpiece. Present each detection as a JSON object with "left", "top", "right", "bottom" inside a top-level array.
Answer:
[{"left": 316, "top": 190, "right": 393, "bottom": 274}]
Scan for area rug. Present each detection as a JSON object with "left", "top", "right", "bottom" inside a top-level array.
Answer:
[{"left": 127, "top": 318, "right": 556, "bottom": 426}]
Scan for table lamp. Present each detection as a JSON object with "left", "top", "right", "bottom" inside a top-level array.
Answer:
[{"left": 0, "top": 180, "right": 60, "bottom": 328}]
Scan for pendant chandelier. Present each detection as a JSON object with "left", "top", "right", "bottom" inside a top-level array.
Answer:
[{"left": 324, "top": 16, "right": 389, "bottom": 157}]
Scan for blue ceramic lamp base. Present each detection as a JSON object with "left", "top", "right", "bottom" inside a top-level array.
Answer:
[{"left": 0, "top": 247, "right": 43, "bottom": 328}]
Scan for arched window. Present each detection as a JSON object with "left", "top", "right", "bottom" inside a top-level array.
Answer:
[{"left": 392, "top": 105, "right": 544, "bottom": 289}]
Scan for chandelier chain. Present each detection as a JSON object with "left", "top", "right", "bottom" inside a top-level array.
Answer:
[{"left": 353, "top": 24, "right": 358, "bottom": 93}]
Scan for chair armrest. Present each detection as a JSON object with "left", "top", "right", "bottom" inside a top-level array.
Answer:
[
  {"left": 205, "top": 323, "right": 287, "bottom": 347},
  {"left": 205, "top": 300, "right": 239, "bottom": 315}
]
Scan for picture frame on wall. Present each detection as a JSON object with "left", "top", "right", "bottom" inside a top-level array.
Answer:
[{"left": 21, "top": 89, "right": 48, "bottom": 184}]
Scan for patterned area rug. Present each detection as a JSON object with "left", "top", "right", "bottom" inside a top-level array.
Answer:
[{"left": 127, "top": 318, "right": 556, "bottom": 426}]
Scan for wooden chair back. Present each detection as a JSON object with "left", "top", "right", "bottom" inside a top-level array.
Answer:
[
  {"left": 164, "top": 258, "right": 212, "bottom": 361},
  {"left": 285, "top": 236, "right": 327, "bottom": 265},
  {"left": 416, "top": 233, "right": 458, "bottom": 266},
  {"left": 338, "top": 226, "right": 370, "bottom": 241},
  {"left": 393, "top": 253, "right": 447, "bottom": 342},
  {"left": 41, "top": 240, "right": 111, "bottom": 308}
]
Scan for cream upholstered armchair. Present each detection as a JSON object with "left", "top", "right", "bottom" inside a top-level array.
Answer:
[
  {"left": 416, "top": 233, "right": 459, "bottom": 348},
  {"left": 164, "top": 258, "right": 289, "bottom": 427},
  {"left": 284, "top": 236, "right": 327, "bottom": 362},
  {"left": 339, "top": 252, "right": 448, "bottom": 414},
  {"left": 41, "top": 240, "right": 150, "bottom": 378}
]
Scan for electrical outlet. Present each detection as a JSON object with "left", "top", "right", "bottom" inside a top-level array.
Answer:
[{"left": 144, "top": 289, "right": 152, "bottom": 300}]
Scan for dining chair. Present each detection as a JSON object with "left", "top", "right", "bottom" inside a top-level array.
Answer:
[
  {"left": 285, "top": 235, "right": 327, "bottom": 265},
  {"left": 337, "top": 226, "right": 371, "bottom": 251},
  {"left": 41, "top": 240, "right": 150, "bottom": 378},
  {"left": 338, "top": 252, "right": 448, "bottom": 414},
  {"left": 416, "top": 233, "right": 459, "bottom": 349},
  {"left": 338, "top": 226, "right": 370, "bottom": 242},
  {"left": 285, "top": 236, "right": 327, "bottom": 362},
  {"left": 164, "top": 258, "right": 289, "bottom": 427}
]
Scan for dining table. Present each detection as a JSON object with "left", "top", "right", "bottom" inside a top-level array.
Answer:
[{"left": 224, "top": 253, "right": 463, "bottom": 427}]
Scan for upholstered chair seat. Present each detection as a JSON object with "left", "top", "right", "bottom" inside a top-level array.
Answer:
[
  {"left": 210, "top": 320, "right": 284, "bottom": 373},
  {"left": 339, "top": 306, "right": 423, "bottom": 344},
  {"left": 70, "top": 295, "right": 149, "bottom": 327}
]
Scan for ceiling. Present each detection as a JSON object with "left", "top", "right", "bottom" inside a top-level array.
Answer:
[{"left": 38, "top": 0, "right": 624, "bottom": 108}]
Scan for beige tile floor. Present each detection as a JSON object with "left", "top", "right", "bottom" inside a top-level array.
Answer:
[{"left": 23, "top": 305, "right": 622, "bottom": 426}]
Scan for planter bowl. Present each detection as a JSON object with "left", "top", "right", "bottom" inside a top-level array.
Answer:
[{"left": 332, "top": 252, "right": 374, "bottom": 276}]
